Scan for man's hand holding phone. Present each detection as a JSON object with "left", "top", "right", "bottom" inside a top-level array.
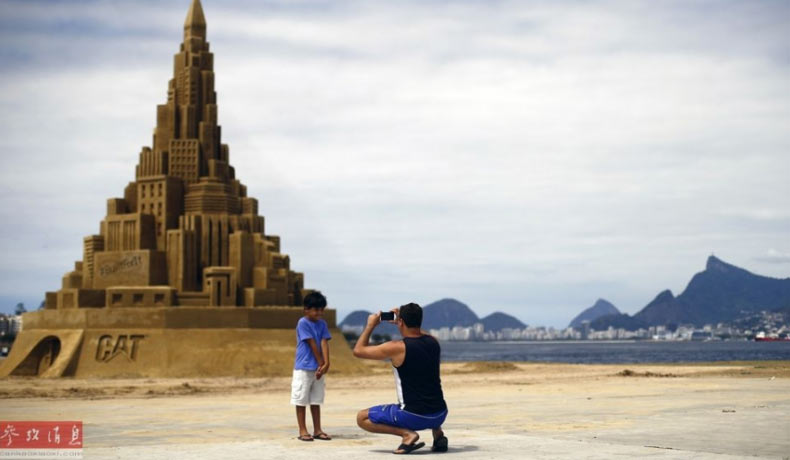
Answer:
[
  {"left": 379, "top": 311, "right": 395, "bottom": 321},
  {"left": 381, "top": 307, "right": 399, "bottom": 323},
  {"left": 367, "top": 308, "right": 399, "bottom": 329},
  {"left": 366, "top": 311, "right": 381, "bottom": 329}
]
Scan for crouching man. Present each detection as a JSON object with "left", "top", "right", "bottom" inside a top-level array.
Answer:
[{"left": 353, "top": 303, "right": 449, "bottom": 455}]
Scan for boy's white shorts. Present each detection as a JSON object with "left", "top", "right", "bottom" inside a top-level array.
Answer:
[{"left": 290, "top": 369, "right": 325, "bottom": 406}]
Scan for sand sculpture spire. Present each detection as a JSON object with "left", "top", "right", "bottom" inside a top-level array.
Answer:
[
  {"left": 184, "top": 0, "right": 207, "bottom": 33},
  {"left": 0, "top": 0, "right": 365, "bottom": 380},
  {"left": 50, "top": 0, "right": 309, "bottom": 310}
]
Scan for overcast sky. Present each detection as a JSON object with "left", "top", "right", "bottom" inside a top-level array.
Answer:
[{"left": 0, "top": 0, "right": 788, "bottom": 327}]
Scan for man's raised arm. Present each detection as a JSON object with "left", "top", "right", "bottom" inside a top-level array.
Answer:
[{"left": 353, "top": 312, "right": 401, "bottom": 361}]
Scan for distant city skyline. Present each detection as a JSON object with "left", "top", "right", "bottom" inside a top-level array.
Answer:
[{"left": 0, "top": 0, "right": 788, "bottom": 327}]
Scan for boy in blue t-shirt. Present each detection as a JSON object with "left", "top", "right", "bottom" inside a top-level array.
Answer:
[{"left": 292, "top": 291, "right": 333, "bottom": 441}]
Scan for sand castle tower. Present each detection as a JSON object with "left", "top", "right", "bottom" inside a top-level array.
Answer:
[{"left": 0, "top": 0, "right": 359, "bottom": 378}]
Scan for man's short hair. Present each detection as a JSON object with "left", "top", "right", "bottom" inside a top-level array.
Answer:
[
  {"left": 303, "top": 291, "right": 327, "bottom": 310},
  {"left": 399, "top": 303, "right": 422, "bottom": 328}
]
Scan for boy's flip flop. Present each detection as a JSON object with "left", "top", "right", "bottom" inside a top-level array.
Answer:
[
  {"left": 432, "top": 435, "right": 448, "bottom": 452},
  {"left": 313, "top": 433, "right": 332, "bottom": 441},
  {"left": 297, "top": 435, "right": 314, "bottom": 441},
  {"left": 393, "top": 441, "right": 425, "bottom": 454}
]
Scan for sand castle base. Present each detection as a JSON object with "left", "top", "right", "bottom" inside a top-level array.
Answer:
[{"left": 0, "top": 307, "right": 362, "bottom": 378}]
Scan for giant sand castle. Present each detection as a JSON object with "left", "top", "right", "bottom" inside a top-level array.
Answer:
[{"left": 0, "top": 0, "right": 360, "bottom": 378}]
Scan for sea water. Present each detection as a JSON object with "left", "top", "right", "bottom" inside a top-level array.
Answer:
[{"left": 440, "top": 340, "right": 790, "bottom": 363}]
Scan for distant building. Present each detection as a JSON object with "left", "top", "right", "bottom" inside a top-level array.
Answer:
[
  {"left": 472, "top": 323, "right": 484, "bottom": 339},
  {"left": 340, "top": 324, "right": 364, "bottom": 335},
  {"left": 10, "top": 316, "right": 22, "bottom": 335},
  {"left": 581, "top": 321, "right": 590, "bottom": 340},
  {"left": 690, "top": 330, "right": 713, "bottom": 341},
  {"left": 0, "top": 315, "right": 21, "bottom": 338},
  {"left": 0, "top": 315, "right": 8, "bottom": 336}
]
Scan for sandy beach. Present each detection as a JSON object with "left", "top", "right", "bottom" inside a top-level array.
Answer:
[{"left": 2, "top": 360, "right": 789, "bottom": 459}]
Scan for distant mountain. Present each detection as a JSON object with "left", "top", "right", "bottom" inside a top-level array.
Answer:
[
  {"left": 340, "top": 298, "right": 516, "bottom": 332},
  {"left": 421, "top": 298, "right": 480, "bottom": 330},
  {"left": 481, "top": 312, "right": 526, "bottom": 332},
  {"left": 593, "top": 256, "right": 790, "bottom": 330},
  {"left": 674, "top": 256, "right": 790, "bottom": 325},
  {"left": 568, "top": 299, "right": 620, "bottom": 328},
  {"left": 338, "top": 310, "right": 400, "bottom": 337},
  {"left": 590, "top": 312, "right": 646, "bottom": 331},
  {"left": 635, "top": 289, "right": 692, "bottom": 325},
  {"left": 339, "top": 299, "right": 529, "bottom": 333},
  {"left": 338, "top": 310, "right": 371, "bottom": 329}
]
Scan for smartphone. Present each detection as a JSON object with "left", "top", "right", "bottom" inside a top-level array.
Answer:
[{"left": 380, "top": 311, "right": 396, "bottom": 321}]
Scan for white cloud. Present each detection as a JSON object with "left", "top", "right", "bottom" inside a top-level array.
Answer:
[
  {"left": 0, "top": 0, "right": 788, "bottom": 326},
  {"left": 755, "top": 249, "right": 790, "bottom": 265}
]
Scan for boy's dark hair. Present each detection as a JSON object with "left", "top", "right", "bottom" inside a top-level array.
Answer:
[
  {"left": 399, "top": 302, "right": 422, "bottom": 328},
  {"left": 303, "top": 291, "right": 327, "bottom": 310}
]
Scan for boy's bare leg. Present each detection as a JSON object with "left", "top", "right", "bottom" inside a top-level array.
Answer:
[
  {"left": 310, "top": 405, "right": 329, "bottom": 437},
  {"left": 356, "top": 409, "right": 419, "bottom": 447},
  {"left": 432, "top": 427, "right": 444, "bottom": 441},
  {"left": 296, "top": 406, "right": 311, "bottom": 439}
]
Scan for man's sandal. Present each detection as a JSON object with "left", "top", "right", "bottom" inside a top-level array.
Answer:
[
  {"left": 393, "top": 441, "right": 425, "bottom": 454},
  {"left": 432, "top": 435, "right": 448, "bottom": 452},
  {"left": 297, "top": 434, "right": 314, "bottom": 441},
  {"left": 313, "top": 432, "right": 332, "bottom": 441}
]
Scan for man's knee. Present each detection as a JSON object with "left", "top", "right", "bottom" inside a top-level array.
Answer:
[{"left": 356, "top": 409, "right": 369, "bottom": 428}]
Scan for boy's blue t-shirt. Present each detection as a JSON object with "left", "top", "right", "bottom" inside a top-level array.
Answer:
[{"left": 294, "top": 317, "right": 332, "bottom": 371}]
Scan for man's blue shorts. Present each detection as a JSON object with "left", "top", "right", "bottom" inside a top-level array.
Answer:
[{"left": 368, "top": 404, "right": 448, "bottom": 431}]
